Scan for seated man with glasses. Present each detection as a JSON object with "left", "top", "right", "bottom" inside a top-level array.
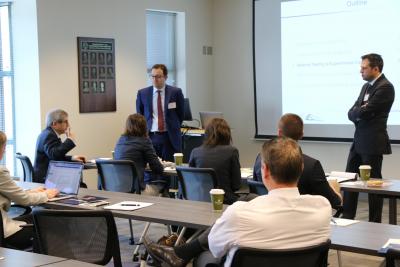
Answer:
[
  {"left": 34, "top": 109, "right": 86, "bottom": 183},
  {"left": 136, "top": 64, "right": 184, "bottom": 194}
]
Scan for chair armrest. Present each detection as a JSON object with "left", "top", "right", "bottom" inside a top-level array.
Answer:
[
  {"left": 19, "top": 224, "right": 34, "bottom": 228},
  {"left": 333, "top": 206, "right": 343, "bottom": 218},
  {"left": 11, "top": 205, "right": 32, "bottom": 216}
]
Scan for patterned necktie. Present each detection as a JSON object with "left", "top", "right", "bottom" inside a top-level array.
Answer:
[{"left": 157, "top": 90, "right": 165, "bottom": 131}]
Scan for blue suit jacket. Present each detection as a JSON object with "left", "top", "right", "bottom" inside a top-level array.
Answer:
[
  {"left": 33, "top": 127, "right": 75, "bottom": 183},
  {"left": 136, "top": 85, "right": 184, "bottom": 152}
]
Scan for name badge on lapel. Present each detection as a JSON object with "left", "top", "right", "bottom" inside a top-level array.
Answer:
[
  {"left": 363, "top": 94, "right": 369, "bottom": 102},
  {"left": 168, "top": 102, "right": 176, "bottom": 109}
]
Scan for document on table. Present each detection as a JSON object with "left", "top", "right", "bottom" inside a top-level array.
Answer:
[
  {"left": 330, "top": 218, "right": 359, "bottom": 226},
  {"left": 327, "top": 171, "right": 358, "bottom": 183},
  {"left": 241, "top": 168, "right": 253, "bottom": 178},
  {"left": 379, "top": 239, "right": 400, "bottom": 253},
  {"left": 89, "top": 158, "right": 112, "bottom": 163},
  {"left": 104, "top": 201, "right": 153, "bottom": 211}
]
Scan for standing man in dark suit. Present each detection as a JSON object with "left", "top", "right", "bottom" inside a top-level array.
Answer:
[
  {"left": 34, "top": 109, "right": 86, "bottom": 183},
  {"left": 253, "top": 113, "right": 342, "bottom": 208},
  {"left": 136, "top": 64, "right": 184, "bottom": 162},
  {"left": 342, "top": 53, "right": 395, "bottom": 222}
]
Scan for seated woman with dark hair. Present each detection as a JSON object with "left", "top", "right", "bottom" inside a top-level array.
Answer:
[
  {"left": 189, "top": 118, "right": 241, "bottom": 204},
  {"left": 114, "top": 114, "right": 164, "bottom": 194}
]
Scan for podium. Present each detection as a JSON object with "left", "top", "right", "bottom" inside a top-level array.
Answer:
[{"left": 181, "top": 128, "right": 205, "bottom": 163}]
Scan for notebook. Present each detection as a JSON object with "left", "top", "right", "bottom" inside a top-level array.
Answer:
[
  {"left": 45, "top": 161, "right": 83, "bottom": 202},
  {"left": 199, "top": 111, "right": 223, "bottom": 129}
]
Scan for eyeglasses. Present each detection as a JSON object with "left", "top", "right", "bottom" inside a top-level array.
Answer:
[
  {"left": 57, "top": 120, "right": 69, "bottom": 124},
  {"left": 150, "top": 75, "right": 165, "bottom": 79}
]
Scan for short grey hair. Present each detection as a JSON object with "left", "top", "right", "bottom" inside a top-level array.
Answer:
[{"left": 46, "top": 109, "right": 68, "bottom": 127}]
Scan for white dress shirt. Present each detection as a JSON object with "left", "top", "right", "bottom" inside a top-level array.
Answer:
[
  {"left": 208, "top": 187, "right": 331, "bottom": 267},
  {"left": 52, "top": 128, "right": 75, "bottom": 145},
  {"left": 151, "top": 86, "right": 166, "bottom": 132}
]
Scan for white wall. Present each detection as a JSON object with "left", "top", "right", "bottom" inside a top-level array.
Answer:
[
  {"left": 29, "top": 0, "right": 214, "bottom": 187},
  {"left": 211, "top": 0, "right": 400, "bottom": 178},
  {"left": 12, "top": 0, "right": 41, "bottom": 167},
  {"left": 13, "top": 0, "right": 398, "bottom": 185}
]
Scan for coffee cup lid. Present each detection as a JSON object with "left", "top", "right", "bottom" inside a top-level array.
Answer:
[
  {"left": 359, "top": 165, "right": 371, "bottom": 169},
  {"left": 210, "top": 189, "right": 225, "bottom": 194},
  {"left": 174, "top": 153, "right": 183, "bottom": 156}
]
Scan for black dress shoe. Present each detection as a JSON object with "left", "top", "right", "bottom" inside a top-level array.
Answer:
[{"left": 143, "top": 238, "right": 188, "bottom": 267}]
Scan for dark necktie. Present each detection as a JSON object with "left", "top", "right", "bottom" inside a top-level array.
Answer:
[
  {"left": 365, "top": 83, "right": 372, "bottom": 94},
  {"left": 157, "top": 90, "right": 165, "bottom": 131}
]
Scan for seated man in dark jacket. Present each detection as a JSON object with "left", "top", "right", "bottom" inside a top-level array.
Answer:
[
  {"left": 253, "top": 113, "right": 341, "bottom": 208},
  {"left": 34, "top": 109, "right": 86, "bottom": 183}
]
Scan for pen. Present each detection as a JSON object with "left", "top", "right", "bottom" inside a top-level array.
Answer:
[
  {"left": 121, "top": 204, "right": 140, "bottom": 206},
  {"left": 330, "top": 218, "right": 337, "bottom": 225}
]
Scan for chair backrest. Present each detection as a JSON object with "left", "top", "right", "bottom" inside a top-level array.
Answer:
[
  {"left": 384, "top": 248, "right": 400, "bottom": 267},
  {"left": 0, "top": 212, "right": 5, "bottom": 247},
  {"left": 15, "top": 152, "right": 34, "bottom": 182},
  {"left": 230, "top": 240, "right": 331, "bottom": 267},
  {"left": 176, "top": 166, "right": 217, "bottom": 202},
  {"left": 33, "top": 209, "right": 122, "bottom": 267},
  {"left": 247, "top": 179, "right": 268, "bottom": 195},
  {"left": 96, "top": 159, "right": 141, "bottom": 194}
]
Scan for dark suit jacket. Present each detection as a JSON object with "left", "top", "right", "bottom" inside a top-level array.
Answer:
[
  {"left": 114, "top": 135, "right": 164, "bottom": 189},
  {"left": 33, "top": 127, "right": 75, "bottom": 183},
  {"left": 136, "top": 85, "right": 184, "bottom": 152},
  {"left": 189, "top": 145, "right": 242, "bottom": 205},
  {"left": 348, "top": 74, "right": 394, "bottom": 155},
  {"left": 253, "top": 153, "right": 341, "bottom": 208}
]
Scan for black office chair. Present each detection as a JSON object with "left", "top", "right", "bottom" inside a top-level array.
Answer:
[
  {"left": 96, "top": 159, "right": 141, "bottom": 194},
  {"left": 32, "top": 209, "right": 122, "bottom": 267},
  {"left": 0, "top": 213, "right": 7, "bottom": 248},
  {"left": 15, "top": 152, "right": 35, "bottom": 182},
  {"left": 247, "top": 179, "right": 268, "bottom": 195},
  {"left": 96, "top": 159, "right": 140, "bottom": 245},
  {"left": 176, "top": 166, "right": 217, "bottom": 202},
  {"left": 230, "top": 240, "right": 331, "bottom": 267}
]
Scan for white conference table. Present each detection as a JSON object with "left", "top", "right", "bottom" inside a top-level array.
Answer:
[
  {"left": 340, "top": 179, "right": 400, "bottom": 225},
  {"left": 0, "top": 247, "right": 100, "bottom": 267}
]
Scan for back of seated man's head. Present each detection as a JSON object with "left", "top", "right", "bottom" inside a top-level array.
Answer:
[
  {"left": 278, "top": 113, "right": 303, "bottom": 141},
  {"left": 261, "top": 137, "right": 303, "bottom": 185}
]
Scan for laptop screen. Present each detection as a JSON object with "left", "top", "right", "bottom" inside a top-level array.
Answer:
[
  {"left": 44, "top": 161, "right": 83, "bottom": 194},
  {"left": 199, "top": 111, "right": 223, "bottom": 129}
]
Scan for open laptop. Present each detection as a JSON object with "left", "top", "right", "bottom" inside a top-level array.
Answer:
[
  {"left": 45, "top": 161, "right": 83, "bottom": 202},
  {"left": 199, "top": 111, "right": 223, "bottom": 129}
]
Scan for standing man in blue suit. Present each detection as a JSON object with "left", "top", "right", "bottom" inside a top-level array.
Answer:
[
  {"left": 342, "top": 53, "right": 395, "bottom": 223},
  {"left": 136, "top": 64, "right": 184, "bottom": 162}
]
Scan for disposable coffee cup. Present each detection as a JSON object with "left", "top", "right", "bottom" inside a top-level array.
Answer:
[
  {"left": 111, "top": 150, "right": 115, "bottom": 159},
  {"left": 173, "top": 153, "right": 183, "bottom": 166},
  {"left": 359, "top": 165, "right": 371, "bottom": 182},
  {"left": 210, "top": 189, "right": 225, "bottom": 212}
]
